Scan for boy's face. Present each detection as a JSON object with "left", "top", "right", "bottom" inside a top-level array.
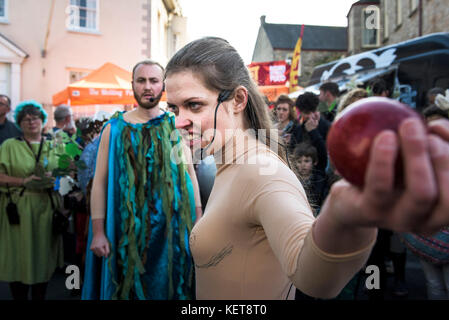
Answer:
[{"left": 296, "top": 156, "right": 314, "bottom": 177}]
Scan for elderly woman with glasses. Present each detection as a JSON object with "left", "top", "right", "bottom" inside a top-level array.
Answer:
[{"left": 0, "top": 100, "right": 64, "bottom": 300}]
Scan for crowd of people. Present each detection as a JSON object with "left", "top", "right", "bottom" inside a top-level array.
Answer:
[
  {"left": 269, "top": 79, "right": 449, "bottom": 300},
  {"left": 0, "top": 37, "right": 448, "bottom": 301}
]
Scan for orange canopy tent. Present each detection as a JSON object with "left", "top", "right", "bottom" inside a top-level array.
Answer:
[
  {"left": 52, "top": 62, "right": 167, "bottom": 106},
  {"left": 257, "top": 85, "right": 291, "bottom": 102}
]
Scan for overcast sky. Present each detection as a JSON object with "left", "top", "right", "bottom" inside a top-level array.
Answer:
[{"left": 179, "top": 0, "right": 359, "bottom": 64}]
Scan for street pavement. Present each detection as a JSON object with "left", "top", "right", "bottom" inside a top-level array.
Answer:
[{"left": 0, "top": 247, "right": 429, "bottom": 300}]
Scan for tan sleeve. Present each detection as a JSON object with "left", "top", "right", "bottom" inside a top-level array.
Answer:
[
  {"left": 250, "top": 156, "right": 375, "bottom": 300},
  {"left": 291, "top": 222, "right": 376, "bottom": 299},
  {"left": 250, "top": 163, "right": 316, "bottom": 278}
]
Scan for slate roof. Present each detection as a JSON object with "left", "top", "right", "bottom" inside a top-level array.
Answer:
[{"left": 262, "top": 22, "right": 347, "bottom": 51}]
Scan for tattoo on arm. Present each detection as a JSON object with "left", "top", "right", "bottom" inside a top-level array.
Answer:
[{"left": 195, "top": 244, "right": 234, "bottom": 269}]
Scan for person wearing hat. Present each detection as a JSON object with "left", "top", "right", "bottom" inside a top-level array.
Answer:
[{"left": 0, "top": 100, "right": 64, "bottom": 300}]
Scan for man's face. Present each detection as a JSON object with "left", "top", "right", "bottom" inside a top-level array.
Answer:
[
  {"left": 0, "top": 97, "right": 10, "bottom": 117},
  {"left": 319, "top": 90, "right": 328, "bottom": 103},
  {"left": 132, "top": 64, "right": 164, "bottom": 109}
]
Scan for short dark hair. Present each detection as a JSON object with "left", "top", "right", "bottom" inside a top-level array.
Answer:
[
  {"left": 0, "top": 94, "right": 11, "bottom": 107},
  {"left": 132, "top": 60, "right": 164, "bottom": 81},
  {"left": 319, "top": 82, "right": 339, "bottom": 97},
  {"left": 295, "top": 92, "right": 319, "bottom": 113},
  {"left": 422, "top": 104, "right": 448, "bottom": 120},
  {"left": 427, "top": 87, "right": 445, "bottom": 100},
  {"left": 293, "top": 142, "right": 317, "bottom": 164},
  {"left": 368, "top": 78, "right": 390, "bottom": 97},
  {"left": 17, "top": 105, "right": 46, "bottom": 125}
]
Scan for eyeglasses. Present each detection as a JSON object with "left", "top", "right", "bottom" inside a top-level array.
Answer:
[{"left": 21, "top": 117, "right": 42, "bottom": 124}]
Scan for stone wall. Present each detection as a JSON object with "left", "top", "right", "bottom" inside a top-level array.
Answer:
[{"left": 380, "top": 0, "right": 447, "bottom": 47}]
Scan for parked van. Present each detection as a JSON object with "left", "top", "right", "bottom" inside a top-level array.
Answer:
[{"left": 295, "top": 32, "right": 449, "bottom": 110}]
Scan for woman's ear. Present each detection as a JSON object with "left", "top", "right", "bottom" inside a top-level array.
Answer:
[{"left": 232, "top": 86, "right": 248, "bottom": 114}]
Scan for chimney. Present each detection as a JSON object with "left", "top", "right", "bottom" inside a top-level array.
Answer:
[{"left": 260, "top": 15, "right": 266, "bottom": 25}]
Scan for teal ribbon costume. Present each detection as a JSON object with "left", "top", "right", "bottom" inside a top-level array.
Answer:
[{"left": 82, "top": 111, "right": 195, "bottom": 300}]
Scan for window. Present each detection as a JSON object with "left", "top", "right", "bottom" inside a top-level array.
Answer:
[
  {"left": 68, "top": 0, "right": 99, "bottom": 32},
  {"left": 0, "top": 0, "right": 9, "bottom": 23},
  {"left": 362, "top": 6, "right": 380, "bottom": 48},
  {"left": 69, "top": 69, "right": 91, "bottom": 83},
  {"left": 410, "top": 0, "right": 419, "bottom": 15},
  {"left": 396, "top": 0, "right": 402, "bottom": 28}
]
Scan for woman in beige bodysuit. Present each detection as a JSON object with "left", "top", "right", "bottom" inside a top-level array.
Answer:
[{"left": 164, "top": 37, "right": 449, "bottom": 300}]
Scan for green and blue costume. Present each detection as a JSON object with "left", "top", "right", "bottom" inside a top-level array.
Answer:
[{"left": 82, "top": 111, "right": 196, "bottom": 300}]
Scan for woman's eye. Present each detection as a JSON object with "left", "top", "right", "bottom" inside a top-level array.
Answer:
[{"left": 188, "top": 102, "right": 201, "bottom": 110}]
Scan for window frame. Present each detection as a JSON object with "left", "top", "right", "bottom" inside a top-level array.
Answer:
[
  {"left": 395, "top": 0, "right": 403, "bottom": 29},
  {"left": 0, "top": 0, "right": 9, "bottom": 24},
  {"left": 383, "top": 1, "right": 389, "bottom": 41},
  {"left": 361, "top": 6, "right": 380, "bottom": 48},
  {"left": 67, "top": 0, "right": 100, "bottom": 34},
  {"left": 409, "top": 0, "right": 419, "bottom": 17}
]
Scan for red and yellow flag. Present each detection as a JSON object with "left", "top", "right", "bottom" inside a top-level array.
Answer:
[{"left": 289, "top": 24, "right": 305, "bottom": 93}]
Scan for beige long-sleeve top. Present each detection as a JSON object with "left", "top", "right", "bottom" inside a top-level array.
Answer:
[{"left": 190, "top": 131, "right": 374, "bottom": 300}]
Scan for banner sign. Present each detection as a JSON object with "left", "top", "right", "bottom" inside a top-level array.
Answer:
[{"left": 248, "top": 61, "right": 291, "bottom": 86}]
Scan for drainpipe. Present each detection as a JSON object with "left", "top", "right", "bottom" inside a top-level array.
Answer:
[
  {"left": 42, "top": 0, "right": 56, "bottom": 58},
  {"left": 419, "top": 0, "right": 423, "bottom": 36}
]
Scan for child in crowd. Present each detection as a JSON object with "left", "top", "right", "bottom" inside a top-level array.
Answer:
[{"left": 291, "top": 142, "right": 329, "bottom": 216}]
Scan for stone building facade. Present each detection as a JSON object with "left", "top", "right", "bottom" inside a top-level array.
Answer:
[
  {"left": 348, "top": 0, "right": 449, "bottom": 55},
  {"left": 252, "top": 16, "right": 347, "bottom": 87},
  {"left": 0, "top": 0, "right": 187, "bottom": 123}
]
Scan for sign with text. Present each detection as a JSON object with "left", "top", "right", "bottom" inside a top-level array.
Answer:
[{"left": 248, "top": 61, "right": 291, "bottom": 86}]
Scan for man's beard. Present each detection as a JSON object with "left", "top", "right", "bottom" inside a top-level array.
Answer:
[{"left": 134, "top": 92, "right": 162, "bottom": 109}]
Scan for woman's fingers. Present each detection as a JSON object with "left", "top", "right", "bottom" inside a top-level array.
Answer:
[
  {"left": 428, "top": 118, "right": 449, "bottom": 141},
  {"left": 363, "top": 130, "right": 398, "bottom": 215},
  {"left": 416, "top": 135, "right": 449, "bottom": 234},
  {"left": 393, "top": 119, "right": 437, "bottom": 231}
]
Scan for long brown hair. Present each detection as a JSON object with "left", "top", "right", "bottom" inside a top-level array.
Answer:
[{"left": 165, "top": 37, "right": 286, "bottom": 161}]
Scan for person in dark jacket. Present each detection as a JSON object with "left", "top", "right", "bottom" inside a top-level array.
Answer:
[
  {"left": 289, "top": 92, "right": 330, "bottom": 152},
  {"left": 0, "top": 95, "right": 22, "bottom": 145}
]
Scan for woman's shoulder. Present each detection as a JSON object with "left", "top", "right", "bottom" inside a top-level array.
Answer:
[
  {"left": 237, "top": 144, "right": 299, "bottom": 185},
  {"left": 1, "top": 136, "right": 24, "bottom": 148}
]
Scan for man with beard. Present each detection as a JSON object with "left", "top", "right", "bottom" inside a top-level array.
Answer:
[{"left": 82, "top": 60, "right": 202, "bottom": 300}]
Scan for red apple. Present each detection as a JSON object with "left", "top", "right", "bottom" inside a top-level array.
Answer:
[{"left": 327, "top": 97, "right": 424, "bottom": 188}]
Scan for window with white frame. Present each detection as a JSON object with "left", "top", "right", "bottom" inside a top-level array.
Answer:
[
  {"left": 384, "top": 2, "right": 389, "bottom": 40},
  {"left": 396, "top": 0, "right": 403, "bottom": 27},
  {"left": 69, "top": 69, "right": 91, "bottom": 84},
  {"left": 410, "top": 0, "right": 419, "bottom": 14},
  {"left": 68, "top": 0, "right": 99, "bottom": 32},
  {"left": 362, "top": 6, "right": 380, "bottom": 48},
  {"left": 0, "top": 0, "right": 9, "bottom": 23}
]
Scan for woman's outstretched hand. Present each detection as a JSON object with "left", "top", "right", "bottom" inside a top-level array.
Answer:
[{"left": 323, "top": 117, "right": 449, "bottom": 236}]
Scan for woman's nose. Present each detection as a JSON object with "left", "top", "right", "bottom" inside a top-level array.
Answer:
[{"left": 175, "top": 116, "right": 191, "bottom": 129}]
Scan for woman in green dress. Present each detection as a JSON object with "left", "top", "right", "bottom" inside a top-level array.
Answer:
[{"left": 0, "top": 100, "right": 64, "bottom": 300}]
